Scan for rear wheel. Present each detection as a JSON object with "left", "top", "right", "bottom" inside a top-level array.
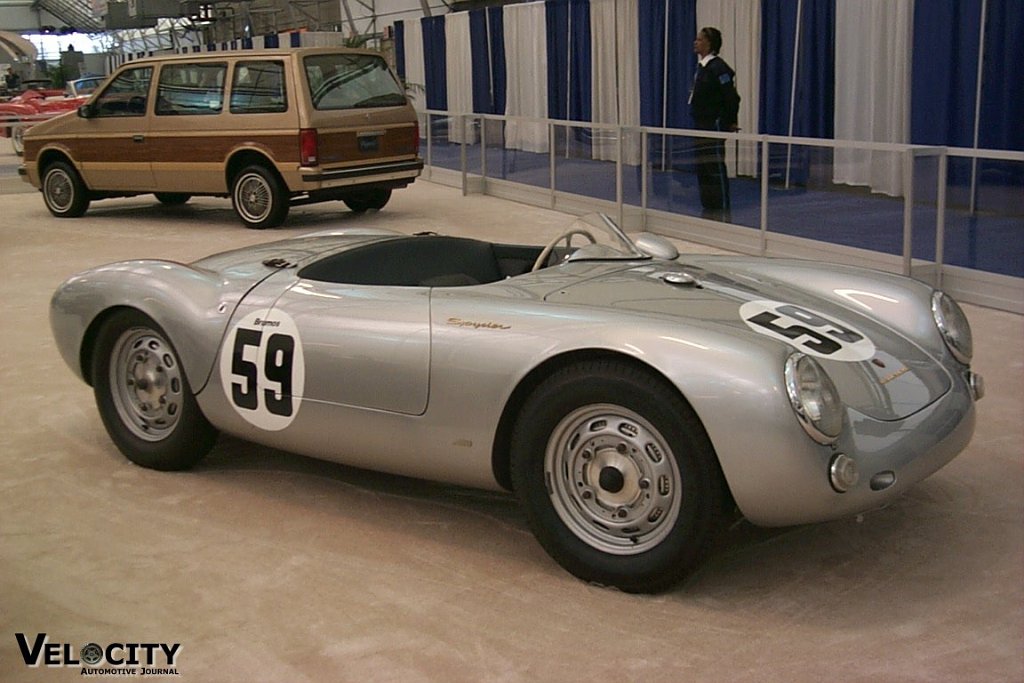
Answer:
[
  {"left": 92, "top": 310, "right": 217, "bottom": 470},
  {"left": 42, "top": 160, "right": 90, "bottom": 218},
  {"left": 154, "top": 192, "right": 191, "bottom": 206},
  {"left": 231, "top": 165, "right": 289, "bottom": 229},
  {"left": 511, "top": 361, "right": 723, "bottom": 593},
  {"left": 343, "top": 188, "right": 391, "bottom": 213}
]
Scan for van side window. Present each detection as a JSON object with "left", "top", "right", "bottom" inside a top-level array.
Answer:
[
  {"left": 230, "top": 61, "right": 287, "bottom": 114},
  {"left": 304, "top": 54, "right": 407, "bottom": 111},
  {"left": 156, "top": 63, "right": 226, "bottom": 116},
  {"left": 92, "top": 67, "right": 153, "bottom": 117}
]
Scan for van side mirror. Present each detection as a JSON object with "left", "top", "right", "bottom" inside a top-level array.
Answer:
[{"left": 77, "top": 103, "right": 95, "bottom": 119}]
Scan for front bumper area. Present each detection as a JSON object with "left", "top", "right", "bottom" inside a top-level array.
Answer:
[{"left": 730, "top": 373, "right": 978, "bottom": 527}]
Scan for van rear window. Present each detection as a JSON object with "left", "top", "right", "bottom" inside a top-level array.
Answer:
[{"left": 304, "top": 54, "right": 407, "bottom": 111}]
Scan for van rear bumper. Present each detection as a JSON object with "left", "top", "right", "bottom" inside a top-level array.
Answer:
[{"left": 299, "top": 159, "right": 424, "bottom": 189}]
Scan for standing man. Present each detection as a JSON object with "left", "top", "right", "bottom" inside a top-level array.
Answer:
[
  {"left": 690, "top": 26, "right": 740, "bottom": 216},
  {"left": 61, "top": 45, "right": 84, "bottom": 82}
]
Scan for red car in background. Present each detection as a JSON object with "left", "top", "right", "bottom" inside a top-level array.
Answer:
[{"left": 1, "top": 76, "right": 104, "bottom": 155}]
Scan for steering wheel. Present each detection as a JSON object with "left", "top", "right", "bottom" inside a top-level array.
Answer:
[{"left": 531, "top": 229, "right": 598, "bottom": 272}]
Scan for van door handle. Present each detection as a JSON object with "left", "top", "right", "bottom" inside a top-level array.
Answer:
[{"left": 132, "top": 135, "right": 144, "bottom": 143}]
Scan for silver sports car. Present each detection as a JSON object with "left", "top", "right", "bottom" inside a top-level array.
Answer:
[{"left": 50, "top": 214, "right": 983, "bottom": 592}]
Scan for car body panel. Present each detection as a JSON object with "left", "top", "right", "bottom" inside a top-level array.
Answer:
[{"left": 50, "top": 221, "right": 980, "bottom": 527}]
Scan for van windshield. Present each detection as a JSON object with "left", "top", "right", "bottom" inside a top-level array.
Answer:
[{"left": 304, "top": 54, "right": 407, "bottom": 110}]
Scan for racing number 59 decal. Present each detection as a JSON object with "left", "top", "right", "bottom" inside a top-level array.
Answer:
[
  {"left": 219, "top": 310, "right": 305, "bottom": 430},
  {"left": 740, "top": 300, "right": 875, "bottom": 362}
]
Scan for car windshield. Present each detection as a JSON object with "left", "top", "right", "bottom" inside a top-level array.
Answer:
[{"left": 555, "top": 213, "right": 647, "bottom": 262}]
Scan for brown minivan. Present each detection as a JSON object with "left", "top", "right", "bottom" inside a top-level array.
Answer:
[{"left": 20, "top": 47, "right": 422, "bottom": 228}]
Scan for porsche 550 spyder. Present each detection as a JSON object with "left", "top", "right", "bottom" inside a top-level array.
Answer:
[{"left": 50, "top": 214, "right": 983, "bottom": 592}]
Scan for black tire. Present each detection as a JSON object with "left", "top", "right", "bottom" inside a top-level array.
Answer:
[
  {"left": 343, "top": 188, "right": 392, "bottom": 213},
  {"left": 510, "top": 361, "right": 724, "bottom": 593},
  {"left": 41, "top": 160, "right": 90, "bottom": 218},
  {"left": 92, "top": 309, "right": 217, "bottom": 471},
  {"left": 154, "top": 192, "right": 191, "bottom": 206},
  {"left": 231, "top": 164, "right": 289, "bottom": 229}
]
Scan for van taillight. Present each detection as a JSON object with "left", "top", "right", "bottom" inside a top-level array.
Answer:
[{"left": 300, "top": 128, "right": 318, "bottom": 166}]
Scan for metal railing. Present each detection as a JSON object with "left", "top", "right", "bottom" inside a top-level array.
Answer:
[{"left": 416, "top": 109, "right": 1023, "bottom": 313}]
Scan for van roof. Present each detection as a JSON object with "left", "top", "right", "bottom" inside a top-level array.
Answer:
[{"left": 116, "top": 46, "right": 383, "bottom": 67}]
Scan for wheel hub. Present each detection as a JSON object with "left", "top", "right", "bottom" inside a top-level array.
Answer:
[
  {"left": 544, "top": 404, "right": 682, "bottom": 555},
  {"left": 590, "top": 447, "right": 642, "bottom": 506},
  {"left": 111, "top": 329, "right": 183, "bottom": 441}
]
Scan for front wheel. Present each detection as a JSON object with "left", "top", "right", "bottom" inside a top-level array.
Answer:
[
  {"left": 42, "top": 160, "right": 90, "bottom": 218},
  {"left": 231, "top": 165, "right": 289, "bottom": 229},
  {"left": 10, "top": 122, "right": 24, "bottom": 156},
  {"left": 92, "top": 310, "right": 217, "bottom": 470},
  {"left": 511, "top": 361, "right": 724, "bottom": 593},
  {"left": 343, "top": 188, "right": 391, "bottom": 213}
]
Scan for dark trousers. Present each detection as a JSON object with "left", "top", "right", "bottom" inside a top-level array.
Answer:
[{"left": 694, "top": 127, "right": 730, "bottom": 211}]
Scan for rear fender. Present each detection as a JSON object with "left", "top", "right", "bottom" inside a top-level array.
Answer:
[{"left": 51, "top": 261, "right": 255, "bottom": 391}]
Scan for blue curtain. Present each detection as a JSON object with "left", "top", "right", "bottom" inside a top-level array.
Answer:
[
  {"left": 394, "top": 21, "right": 406, "bottom": 81},
  {"left": 637, "top": 0, "right": 695, "bottom": 129},
  {"left": 979, "top": 0, "right": 1023, "bottom": 152},
  {"left": 488, "top": 8, "right": 506, "bottom": 114},
  {"left": 545, "top": 0, "right": 591, "bottom": 121},
  {"left": 460, "top": 8, "right": 506, "bottom": 115},
  {"left": 759, "top": 0, "right": 834, "bottom": 185},
  {"left": 422, "top": 16, "right": 448, "bottom": 110},
  {"left": 468, "top": 9, "right": 506, "bottom": 114},
  {"left": 911, "top": 0, "right": 981, "bottom": 148}
]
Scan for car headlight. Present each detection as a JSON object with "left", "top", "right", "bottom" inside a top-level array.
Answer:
[
  {"left": 932, "top": 291, "right": 973, "bottom": 364},
  {"left": 785, "top": 353, "right": 843, "bottom": 445}
]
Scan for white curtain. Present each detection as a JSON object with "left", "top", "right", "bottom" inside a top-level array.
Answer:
[
  {"left": 504, "top": 2, "right": 549, "bottom": 153},
  {"left": 697, "top": 0, "right": 760, "bottom": 177},
  {"left": 445, "top": 11, "right": 478, "bottom": 144},
  {"left": 590, "top": 0, "right": 641, "bottom": 165},
  {"left": 403, "top": 19, "right": 427, "bottom": 118},
  {"left": 833, "top": 0, "right": 913, "bottom": 196}
]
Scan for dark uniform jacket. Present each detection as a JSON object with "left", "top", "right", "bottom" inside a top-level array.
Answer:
[{"left": 690, "top": 56, "right": 740, "bottom": 131}]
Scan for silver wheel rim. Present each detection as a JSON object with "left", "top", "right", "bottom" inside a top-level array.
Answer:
[
  {"left": 544, "top": 404, "right": 682, "bottom": 555},
  {"left": 235, "top": 172, "right": 272, "bottom": 224},
  {"left": 12, "top": 126, "right": 24, "bottom": 154},
  {"left": 109, "top": 327, "right": 184, "bottom": 442},
  {"left": 44, "top": 168, "right": 74, "bottom": 212}
]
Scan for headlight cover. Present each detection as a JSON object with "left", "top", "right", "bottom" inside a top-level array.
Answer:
[
  {"left": 785, "top": 353, "right": 843, "bottom": 444},
  {"left": 932, "top": 291, "right": 973, "bottom": 364}
]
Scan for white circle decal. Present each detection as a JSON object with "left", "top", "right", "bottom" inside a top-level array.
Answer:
[
  {"left": 740, "top": 300, "right": 876, "bottom": 361},
  {"left": 219, "top": 310, "right": 305, "bottom": 430}
]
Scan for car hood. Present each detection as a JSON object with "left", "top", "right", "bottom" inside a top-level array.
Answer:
[{"left": 545, "top": 258, "right": 950, "bottom": 421}]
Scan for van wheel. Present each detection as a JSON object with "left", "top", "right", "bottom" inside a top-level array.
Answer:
[
  {"left": 231, "top": 165, "right": 289, "bottom": 229},
  {"left": 42, "top": 160, "right": 91, "bottom": 218},
  {"left": 344, "top": 188, "right": 391, "bottom": 213},
  {"left": 154, "top": 192, "right": 191, "bottom": 206}
]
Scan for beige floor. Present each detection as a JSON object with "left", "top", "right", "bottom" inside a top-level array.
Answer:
[{"left": 1, "top": 146, "right": 1022, "bottom": 682}]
